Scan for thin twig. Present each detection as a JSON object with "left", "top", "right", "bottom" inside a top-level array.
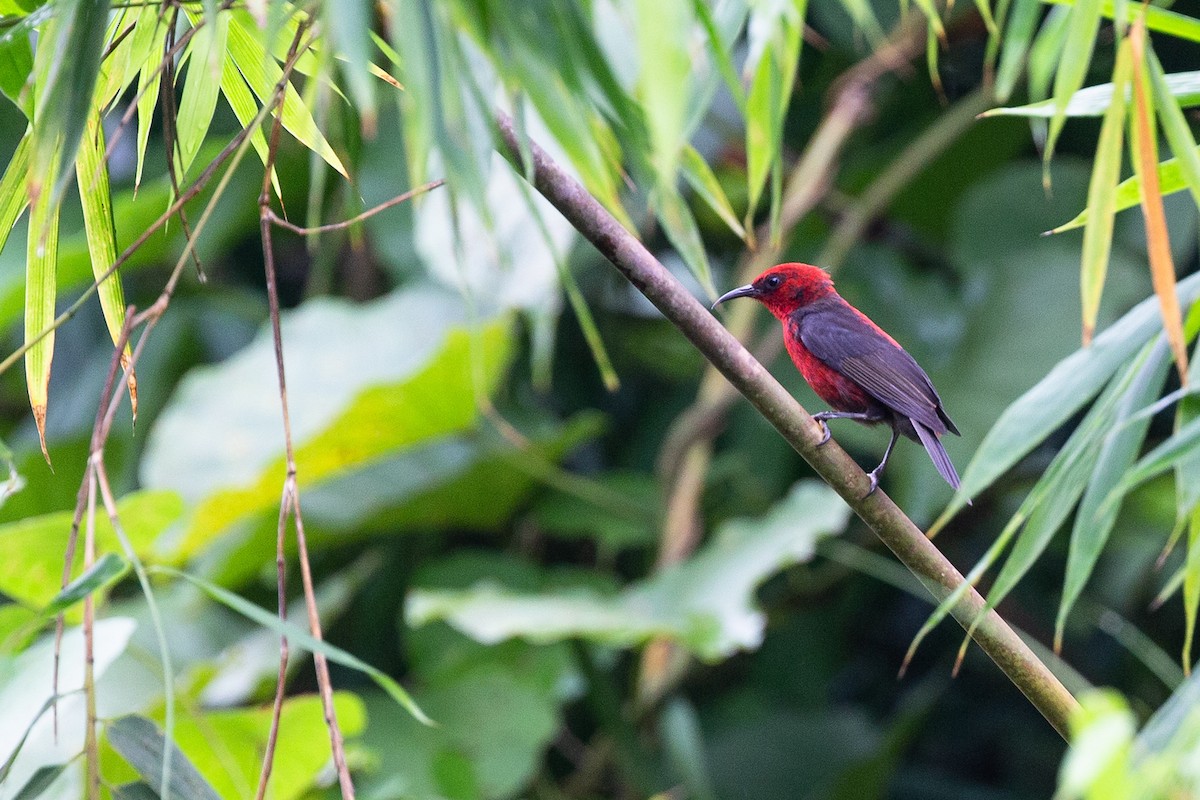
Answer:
[
  {"left": 268, "top": 179, "right": 446, "bottom": 235},
  {"left": 256, "top": 20, "right": 356, "bottom": 800},
  {"left": 494, "top": 110, "right": 1081, "bottom": 739}
]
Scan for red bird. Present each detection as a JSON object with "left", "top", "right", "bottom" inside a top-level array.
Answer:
[{"left": 713, "top": 263, "right": 961, "bottom": 494}]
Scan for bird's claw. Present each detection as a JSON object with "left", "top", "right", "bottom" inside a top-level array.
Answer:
[
  {"left": 814, "top": 418, "right": 831, "bottom": 446},
  {"left": 865, "top": 469, "right": 881, "bottom": 498}
]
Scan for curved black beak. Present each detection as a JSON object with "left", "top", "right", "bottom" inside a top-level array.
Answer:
[{"left": 712, "top": 283, "right": 758, "bottom": 310}]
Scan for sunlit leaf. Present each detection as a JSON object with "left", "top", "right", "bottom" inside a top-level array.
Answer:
[
  {"left": 175, "top": 9, "right": 229, "bottom": 179},
  {"left": 106, "top": 716, "right": 221, "bottom": 800},
  {"left": 1079, "top": 39, "right": 1131, "bottom": 345},
  {"left": 23, "top": 149, "right": 59, "bottom": 462},
  {"left": 1147, "top": 56, "right": 1200, "bottom": 214},
  {"left": 1050, "top": 150, "right": 1200, "bottom": 233},
  {"left": 133, "top": 5, "right": 168, "bottom": 190},
  {"left": 0, "top": 24, "right": 32, "bottom": 118},
  {"left": 680, "top": 144, "right": 746, "bottom": 241},
  {"left": 43, "top": 552, "right": 128, "bottom": 617},
  {"left": 995, "top": 0, "right": 1041, "bottom": 103},
  {"left": 75, "top": 109, "right": 136, "bottom": 416},
  {"left": 637, "top": 0, "right": 692, "bottom": 184},
  {"left": 1044, "top": 0, "right": 1200, "bottom": 43},
  {"left": 985, "top": 69, "right": 1200, "bottom": 118}
]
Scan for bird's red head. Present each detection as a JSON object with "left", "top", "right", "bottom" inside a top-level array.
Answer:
[{"left": 712, "top": 263, "right": 835, "bottom": 319}]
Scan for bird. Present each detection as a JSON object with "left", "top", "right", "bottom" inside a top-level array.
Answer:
[{"left": 712, "top": 262, "right": 961, "bottom": 495}]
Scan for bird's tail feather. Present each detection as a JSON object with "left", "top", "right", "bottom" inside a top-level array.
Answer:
[{"left": 913, "top": 421, "right": 962, "bottom": 492}]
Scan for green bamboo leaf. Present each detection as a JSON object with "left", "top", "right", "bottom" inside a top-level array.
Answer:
[
  {"left": 1079, "top": 39, "right": 1132, "bottom": 345},
  {"left": 1045, "top": 0, "right": 1102, "bottom": 170},
  {"left": 1174, "top": 304, "right": 1200, "bottom": 524},
  {"left": 995, "top": 0, "right": 1044, "bottom": 103},
  {"left": 107, "top": 715, "right": 221, "bottom": 800},
  {"left": 0, "top": 24, "right": 32, "bottom": 118},
  {"left": 134, "top": 7, "right": 168, "bottom": 190},
  {"left": 1184, "top": 506, "right": 1200, "bottom": 671},
  {"left": 691, "top": 0, "right": 745, "bottom": 112},
  {"left": 43, "top": 553, "right": 128, "bottom": 617},
  {"left": 637, "top": 0, "right": 692, "bottom": 184},
  {"left": 28, "top": 0, "right": 109, "bottom": 205},
  {"left": 1148, "top": 57, "right": 1200, "bottom": 212},
  {"left": 913, "top": 347, "right": 1148, "bottom": 666},
  {"left": 1028, "top": 7, "right": 1071, "bottom": 104},
  {"left": 1056, "top": 338, "right": 1170, "bottom": 649},
  {"left": 0, "top": 132, "right": 31, "bottom": 253},
  {"left": 1105, "top": 413, "right": 1200, "bottom": 502},
  {"left": 1044, "top": 0, "right": 1200, "bottom": 43},
  {"left": 323, "top": 0, "right": 375, "bottom": 133},
  {"left": 1050, "top": 150, "right": 1198, "bottom": 233},
  {"left": 175, "top": 9, "right": 229, "bottom": 180},
  {"left": 216, "top": 43, "right": 279, "bottom": 198},
  {"left": 225, "top": 10, "right": 348, "bottom": 178},
  {"left": 76, "top": 109, "right": 136, "bottom": 415},
  {"left": 24, "top": 152, "right": 59, "bottom": 461},
  {"left": 931, "top": 270, "right": 1200, "bottom": 530},
  {"left": 680, "top": 144, "right": 745, "bottom": 241},
  {"left": 985, "top": 69, "right": 1200, "bottom": 118},
  {"left": 744, "top": 0, "right": 804, "bottom": 224},
  {"left": 12, "top": 764, "right": 66, "bottom": 800},
  {"left": 157, "top": 566, "right": 432, "bottom": 725},
  {"left": 655, "top": 183, "right": 715, "bottom": 298}
]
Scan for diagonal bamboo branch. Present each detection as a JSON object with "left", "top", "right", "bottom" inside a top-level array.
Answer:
[{"left": 493, "top": 111, "right": 1081, "bottom": 740}]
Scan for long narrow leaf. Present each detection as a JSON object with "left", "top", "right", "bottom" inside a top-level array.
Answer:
[
  {"left": 1130, "top": 18, "right": 1189, "bottom": 382},
  {"left": 76, "top": 110, "right": 137, "bottom": 417},
  {"left": 24, "top": 153, "right": 59, "bottom": 462},
  {"left": 324, "top": 0, "right": 375, "bottom": 134},
  {"left": 1044, "top": 0, "right": 1200, "bottom": 43},
  {"left": 1050, "top": 149, "right": 1200, "bottom": 233},
  {"left": 176, "top": 10, "right": 229, "bottom": 180},
  {"left": 1080, "top": 39, "right": 1132, "bottom": 345},
  {"left": 1045, "top": 0, "right": 1102, "bottom": 173},
  {"left": 930, "top": 270, "right": 1200, "bottom": 531},
  {"left": 681, "top": 144, "right": 746, "bottom": 241},
  {"left": 1148, "top": 56, "right": 1200, "bottom": 213},
  {"left": 994, "top": 0, "right": 1042, "bottom": 103},
  {"left": 985, "top": 70, "right": 1200, "bottom": 118},
  {"left": 1185, "top": 506, "right": 1200, "bottom": 672},
  {"left": 134, "top": 7, "right": 168, "bottom": 190},
  {"left": 1056, "top": 338, "right": 1171, "bottom": 650},
  {"left": 157, "top": 566, "right": 431, "bottom": 725}
]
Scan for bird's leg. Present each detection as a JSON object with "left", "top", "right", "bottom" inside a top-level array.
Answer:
[
  {"left": 865, "top": 424, "right": 901, "bottom": 497},
  {"left": 811, "top": 410, "right": 886, "bottom": 447}
]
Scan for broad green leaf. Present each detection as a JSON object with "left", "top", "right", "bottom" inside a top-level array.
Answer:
[
  {"left": 140, "top": 287, "right": 512, "bottom": 544},
  {"left": 995, "top": 0, "right": 1041, "bottom": 102},
  {"left": 23, "top": 147, "right": 59, "bottom": 460},
  {"left": 1044, "top": 0, "right": 1200, "bottom": 43},
  {"left": 1057, "top": 338, "right": 1171, "bottom": 649},
  {"left": 0, "top": 619, "right": 135, "bottom": 796},
  {"left": 159, "top": 566, "right": 429, "bottom": 724},
  {"left": 75, "top": 109, "right": 136, "bottom": 415},
  {"left": 226, "top": 9, "right": 348, "bottom": 177},
  {"left": 1079, "top": 39, "right": 1132, "bottom": 345},
  {"left": 932, "top": 269, "right": 1200, "bottom": 529},
  {"left": 1148, "top": 56, "right": 1200, "bottom": 213},
  {"left": 0, "top": 24, "right": 32, "bottom": 118},
  {"left": 175, "top": 9, "right": 229, "bottom": 179},
  {"left": 103, "top": 695, "right": 366, "bottom": 800},
  {"left": 0, "top": 489, "right": 183, "bottom": 609},
  {"left": 1045, "top": 0, "right": 1102, "bottom": 170},
  {"left": 409, "top": 482, "right": 850, "bottom": 660},
  {"left": 323, "top": 0, "right": 375, "bottom": 133},
  {"left": 680, "top": 144, "right": 746, "bottom": 240},
  {"left": 28, "top": 0, "right": 109, "bottom": 204},
  {"left": 985, "top": 69, "right": 1200, "bottom": 118},
  {"left": 1051, "top": 150, "right": 1200, "bottom": 233},
  {"left": 106, "top": 716, "right": 221, "bottom": 800}
]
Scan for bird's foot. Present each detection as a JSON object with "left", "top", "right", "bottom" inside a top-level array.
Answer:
[
  {"left": 813, "top": 418, "right": 831, "bottom": 446},
  {"left": 865, "top": 468, "right": 882, "bottom": 498}
]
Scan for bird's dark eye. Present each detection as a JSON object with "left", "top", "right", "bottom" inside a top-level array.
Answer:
[{"left": 764, "top": 275, "right": 782, "bottom": 290}]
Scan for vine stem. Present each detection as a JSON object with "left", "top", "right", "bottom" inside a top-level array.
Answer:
[{"left": 493, "top": 110, "right": 1081, "bottom": 740}]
